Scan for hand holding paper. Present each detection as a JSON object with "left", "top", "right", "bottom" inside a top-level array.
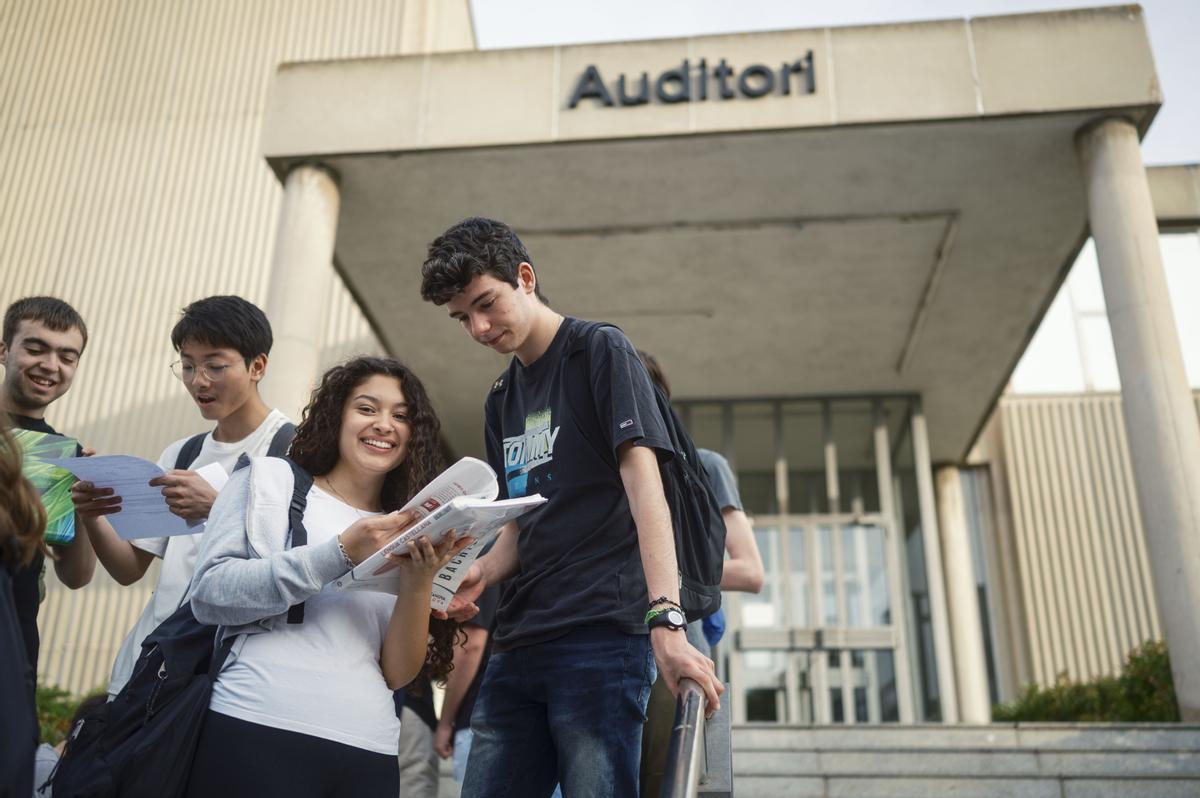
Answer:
[
  {"left": 149, "top": 464, "right": 225, "bottom": 521},
  {"left": 50, "top": 455, "right": 229, "bottom": 540}
]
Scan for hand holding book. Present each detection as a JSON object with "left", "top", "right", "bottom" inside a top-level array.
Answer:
[
  {"left": 332, "top": 456, "right": 545, "bottom": 609},
  {"left": 337, "top": 509, "right": 421, "bottom": 565}
]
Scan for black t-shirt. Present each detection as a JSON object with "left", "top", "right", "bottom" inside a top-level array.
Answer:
[
  {"left": 483, "top": 318, "right": 672, "bottom": 650},
  {"left": 454, "top": 585, "right": 499, "bottom": 731},
  {"left": 8, "top": 414, "right": 80, "bottom": 676}
]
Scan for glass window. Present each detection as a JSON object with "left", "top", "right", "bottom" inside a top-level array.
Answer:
[
  {"left": 741, "top": 650, "right": 789, "bottom": 722},
  {"left": 789, "top": 525, "right": 809, "bottom": 626},
  {"left": 820, "top": 526, "right": 837, "bottom": 626},
  {"left": 742, "top": 526, "right": 781, "bottom": 628}
]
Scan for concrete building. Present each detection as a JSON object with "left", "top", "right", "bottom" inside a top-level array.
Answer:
[{"left": 6, "top": 1, "right": 1200, "bottom": 738}]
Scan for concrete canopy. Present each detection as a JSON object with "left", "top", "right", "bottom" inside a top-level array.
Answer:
[{"left": 261, "top": 6, "right": 1160, "bottom": 463}]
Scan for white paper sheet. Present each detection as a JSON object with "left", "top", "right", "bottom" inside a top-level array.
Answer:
[{"left": 47, "top": 455, "right": 198, "bottom": 539}]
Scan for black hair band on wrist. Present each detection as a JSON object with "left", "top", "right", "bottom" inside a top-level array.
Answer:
[{"left": 648, "top": 595, "right": 678, "bottom": 609}]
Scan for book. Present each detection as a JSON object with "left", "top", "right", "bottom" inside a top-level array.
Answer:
[
  {"left": 12, "top": 429, "right": 78, "bottom": 545},
  {"left": 332, "top": 456, "right": 545, "bottom": 609}
]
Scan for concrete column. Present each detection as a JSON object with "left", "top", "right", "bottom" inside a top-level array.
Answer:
[
  {"left": 934, "top": 466, "right": 992, "bottom": 724},
  {"left": 911, "top": 402, "right": 960, "bottom": 723},
  {"left": 1077, "top": 117, "right": 1200, "bottom": 722},
  {"left": 262, "top": 163, "right": 340, "bottom": 424}
]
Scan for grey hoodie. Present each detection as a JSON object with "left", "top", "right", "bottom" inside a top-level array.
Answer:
[{"left": 190, "top": 457, "right": 350, "bottom": 640}]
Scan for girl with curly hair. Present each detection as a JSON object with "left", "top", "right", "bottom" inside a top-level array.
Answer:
[{"left": 186, "top": 356, "right": 469, "bottom": 797}]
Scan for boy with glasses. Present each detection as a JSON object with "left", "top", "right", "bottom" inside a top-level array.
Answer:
[{"left": 71, "top": 295, "right": 294, "bottom": 696}]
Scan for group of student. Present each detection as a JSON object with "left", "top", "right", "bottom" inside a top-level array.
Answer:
[{"left": 0, "top": 216, "right": 763, "bottom": 798}]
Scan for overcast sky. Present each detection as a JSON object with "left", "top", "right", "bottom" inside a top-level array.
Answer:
[{"left": 470, "top": 0, "right": 1198, "bottom": 166}]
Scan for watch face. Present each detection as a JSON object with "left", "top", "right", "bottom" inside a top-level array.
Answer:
[{"left": 666, "top": 609, "right": 685, "bottom": 626}]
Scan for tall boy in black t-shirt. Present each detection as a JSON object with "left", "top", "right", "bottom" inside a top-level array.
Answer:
[
  {"left": 421, "top": 217, "right": 723, "bottom": 797},
  {"left": 0, "top": 297, "right": 97, "bottom": 694}
]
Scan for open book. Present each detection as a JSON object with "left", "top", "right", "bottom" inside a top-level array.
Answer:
[{"left": 332, "top": 457, "right": 544, "bottom": 610}]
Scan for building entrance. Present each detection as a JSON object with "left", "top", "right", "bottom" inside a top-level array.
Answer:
[{"left": 682, "top": 397, "right": 932, "bottom": 724}]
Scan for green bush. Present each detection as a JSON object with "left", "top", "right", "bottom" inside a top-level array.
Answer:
[
  {"left": 993, "top": 641, "right": 1179, "bottom": 722},
  {"left": 36, "top": 685, "right": 106, "bottom": 746}
]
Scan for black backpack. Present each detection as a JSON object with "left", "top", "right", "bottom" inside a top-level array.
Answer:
[
  {"left": 50, "top": 456, "right": 312, "bottom": 798},
  {"left": 174, "top": 422, "right": 296, "bottom": 471},
  {"left": 564, "top": 321, "right": 727, "bottom": 622}
]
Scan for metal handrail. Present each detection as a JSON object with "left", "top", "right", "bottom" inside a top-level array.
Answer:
[{"left": 660, "top": 678, "right": 707, "bottom": 798}]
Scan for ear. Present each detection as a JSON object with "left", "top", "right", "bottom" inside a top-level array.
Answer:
[
  {"left": 248, "top": 353, "right": 268, "bottom": 383},
  {"left": 517, "top": 262, "right": 537, "bottom": 295}
]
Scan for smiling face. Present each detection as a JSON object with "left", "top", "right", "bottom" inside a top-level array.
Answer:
[
  {"left": 0, "top": 319, "right": 85, "bottom": 417},
  {"left": 335, "top": 374, "right": 411, "bottom": 479},
  {"left": 177, "top": 340, "right": 265, "bottom": 423}
]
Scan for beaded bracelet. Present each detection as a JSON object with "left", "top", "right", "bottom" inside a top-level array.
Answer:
[{"left": 335, "top": 535, "right": 356, "bottom": 570}]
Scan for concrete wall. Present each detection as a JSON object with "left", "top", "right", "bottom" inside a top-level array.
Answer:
[
  {"left": 1, "top": 0, "right": 473, "bottom": 694},
  {"left": 989, "top": 392, "right": 1200, "bottom": 688},
  {"left": 1, "top": 0, "right": 473, "bottom": 464}
]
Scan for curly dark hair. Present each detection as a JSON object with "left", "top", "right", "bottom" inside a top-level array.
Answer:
[
  {"left": 289, "top": 356, "right": 462, "bottom": 682},
  {"left": 420, "top": 216, "right": 547, "bottom": 306},
  {"left": 0, "top": 423, "right": 47, "bottom": 567}
]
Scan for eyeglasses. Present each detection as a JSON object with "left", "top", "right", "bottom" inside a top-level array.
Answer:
[{"left": 170, "top": 360, "right": 233, "bottom": 383}]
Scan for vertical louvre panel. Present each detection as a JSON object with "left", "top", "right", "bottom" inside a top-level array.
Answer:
[
  {"left": 996, "top": 393, "right": 1199, "bottom": 687},
  {"left": 5, "top": 0, "right": 473, "bottom": 695}
]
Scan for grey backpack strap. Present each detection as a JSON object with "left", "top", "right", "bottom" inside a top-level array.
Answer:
[
  {"left": 232, "top": 422, "right": 297, "bottom": 473},
  {"left": 174, "top": 432, "right": 208, "bottom": 470},
  {"left": 266, "top": 422, "right": 296, "bottom": 457}
]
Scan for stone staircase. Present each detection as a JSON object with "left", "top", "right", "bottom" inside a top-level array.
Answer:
[
  {"left": 732, "top": 724, "right": 1200, "bottom": 797},
  {"left": 435, "top": 724, "right": 1200, "bottom": 796}
]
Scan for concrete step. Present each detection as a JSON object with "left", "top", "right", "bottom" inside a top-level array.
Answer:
[
  {"left": 730, "top": 724, "right": 1200, "bottom": 798},
  {"left": 732, "top": 723, "right": 1200, "bottom": 752},
  {"left": 434, "top": 724, "right": 1200, "bottom": 796},
  {"left": 733, "top": 748, "right": 1200, "bottom": 778},
  {"left": 735, "top": 775, "right": 1200, "bottom": 798}
]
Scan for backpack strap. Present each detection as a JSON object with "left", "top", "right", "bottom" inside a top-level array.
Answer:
[
  {"left": 174, "top": 432, "right": 208, "bottom": 470},
  {"left": 266, "top": 422, "right": 296, "bottom": 457},
  {"left": 284, "top": 458, "right": 314, "bottom": 625},
  {"left": 228, "top": 452, "right": 312, "bottom": 624},
  {"left": 232, "top": 421, "right": 296, "bottom": 472},
  {"left": 565, "top": 321, "right": 623, "bottom": 472}
]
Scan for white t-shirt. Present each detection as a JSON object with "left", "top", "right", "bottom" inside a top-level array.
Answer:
[
  {"left": 106, "top": 409, "right": 292, "bottom": 696},
  {"left": 208, "top": 485, "right": 402, "bottom": 755}
]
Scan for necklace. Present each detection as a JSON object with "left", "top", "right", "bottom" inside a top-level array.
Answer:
[{"left": 320, "top": 475, "right": 380, "bottom": 515}]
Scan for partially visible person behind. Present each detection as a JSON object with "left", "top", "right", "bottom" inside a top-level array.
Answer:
[
  {"left": 0, "top": 297, "right": 96, "bottom": 697},
  {"left": 637, "top": 349, "right": 765, "bottom": 798},
  {"left": 636, "top": 351, "right": 765, "bottom": 603},
  {"left": 31, "top": 693, "right": 108, "bottom": 797},
  {"left": 0, "top": 424, "right": 47, "bottom": 798},
  {"left": 185, "top": 356, "right": 470, "bottom": 798},
  {"left": 69, "top": 295, "right": 293, "bottom": 697},
  {"left": 397, "top": 673, "right": 439, "bottom": 798},
  {"left": 434, "top": 584, "right": 500, "bottom": 786}
]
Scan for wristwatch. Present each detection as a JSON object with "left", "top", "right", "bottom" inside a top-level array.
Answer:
[{"left": 647, "top": 606, "right": 687, "bottom": 631}]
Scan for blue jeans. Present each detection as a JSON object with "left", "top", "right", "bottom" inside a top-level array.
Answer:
[{"left": 461, "top": 628, "right": 656, "bottom": 798}]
